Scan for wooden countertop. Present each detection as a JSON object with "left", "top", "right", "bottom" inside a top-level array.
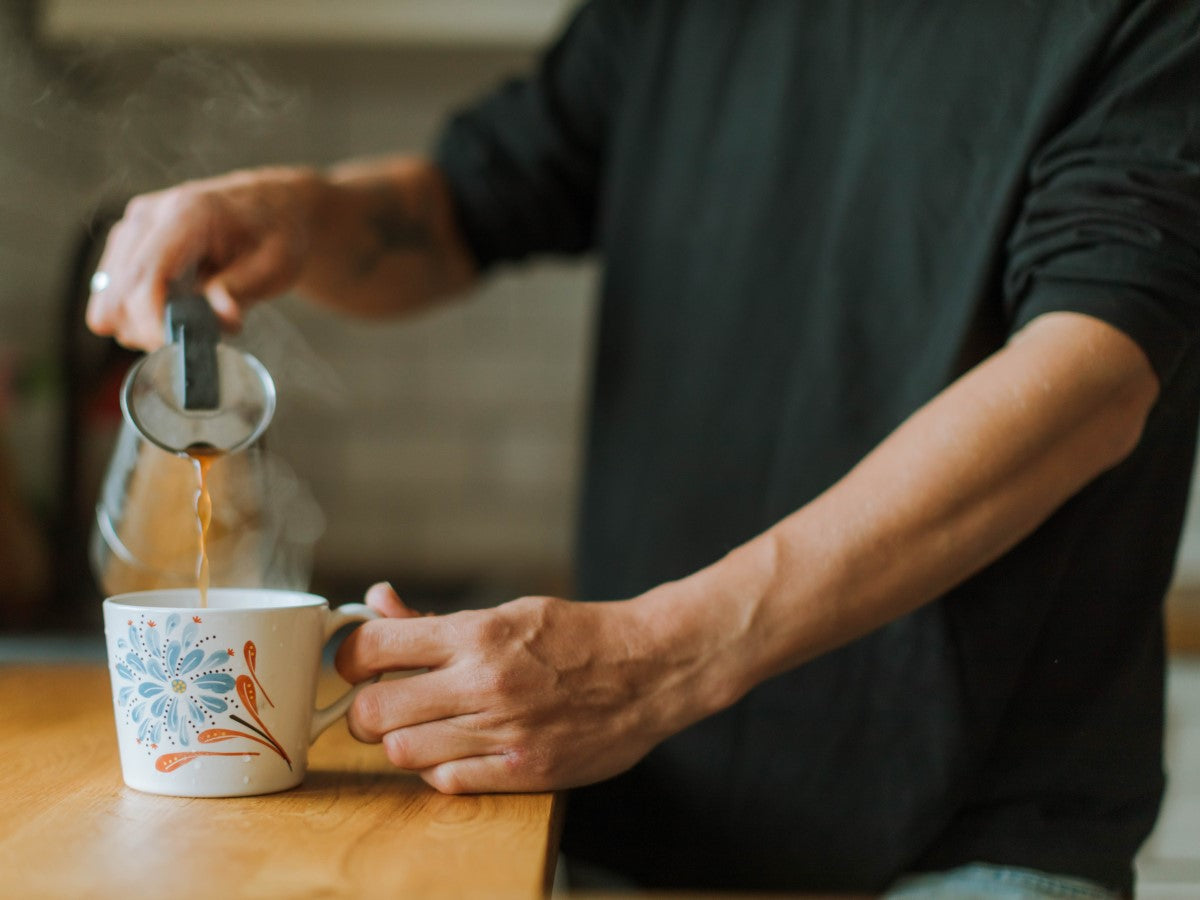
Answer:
[{"left": 0, "top": 665, "right": 562, "bottom": 899}]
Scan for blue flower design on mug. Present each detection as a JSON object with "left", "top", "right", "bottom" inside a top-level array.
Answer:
[{"left": 113, "top": 613, "right": 237, "bottom": 751}]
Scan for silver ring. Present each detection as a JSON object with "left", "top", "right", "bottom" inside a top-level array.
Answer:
[{"left": 90, "top": 270, "right": 110, "bottom": 293}]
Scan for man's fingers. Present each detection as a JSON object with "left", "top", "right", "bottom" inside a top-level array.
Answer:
[
  {"left": 204, "top": 280, "right": 244, "bottom": 333},
  {"left": 335, "top": 615, "right": 451, "bottom": 683},
  {"left": 364, "top": 581, "right": 423, "bottom": 619},
  {"left": 87, "top": 217, "right": 184, "bottom": 350},
  {"left": 86, "top": 219, "right": 139, "bottom": 338},
  {"left": 85, "top": 190, "right": 245, "bottom": 349},
  {"left": 376, "top": 718, "right": 500, "bottom": 772},
  {"left": 418, "top": 754, "right": 541, "bottom": 795},
  {"left": 84, "top": 288, "right": 119, "bottom": 337},
  {"left": 346, "top": 670, "right": 476, "bottom": 743},
  {"left": 116, "top": 281, "right": 170, "bottom": 350},
  {"left": 98, "top": 264, "right": 168, "bottom": 351},
  {"left": 210, "top": 233, "right": 293, "bottom": 308}
]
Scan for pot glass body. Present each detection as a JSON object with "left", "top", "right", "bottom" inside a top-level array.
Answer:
[{"left": 91, "top": 423, "right": 321, "bottom": 596}]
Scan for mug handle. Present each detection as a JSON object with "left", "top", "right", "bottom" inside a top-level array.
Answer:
[{"left": 309, "top": 602, "right": 382, "bottom": 742}]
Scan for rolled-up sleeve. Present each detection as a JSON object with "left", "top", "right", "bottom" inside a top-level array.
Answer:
[
  {"left": 434, "top": 1, "right": 633, "bottom": 270},
  {"left": 1003, "top": 6, "right": 1200, "bottom": 387}
]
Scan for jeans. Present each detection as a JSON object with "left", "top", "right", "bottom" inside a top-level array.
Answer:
[
  {"left": 561, "top": 858, "right": 1122, "bottom": 898},
  {"left": 884, "top": 863, "right": 1122, "bottom": 899}
]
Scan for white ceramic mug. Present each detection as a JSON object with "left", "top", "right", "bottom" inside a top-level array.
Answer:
[{"left": 103, "top": 588, "right": 378, "bottom": 797}]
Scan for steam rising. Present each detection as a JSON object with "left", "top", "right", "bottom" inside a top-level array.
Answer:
[
  {"left": 97, "top": 48, "right": 307, "bottom": 190},
  {"left": 257, "top": 448, "right": 326, "bottom": 590},
  {"left": 3, "top": 7, "right": 309, "bottom": 208},
  {"left": 230, "top": 303, "right": 343, "bottom": 590},
  {"left": 232, "top": 303, "right": 346, "bottom": 412}
]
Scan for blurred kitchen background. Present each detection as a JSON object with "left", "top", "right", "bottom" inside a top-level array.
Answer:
[{"left": 0, "top": 2, "right": 1197, "bottom": 894}]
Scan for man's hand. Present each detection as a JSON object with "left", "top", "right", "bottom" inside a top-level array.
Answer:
[
  {"left": 86, "top": 167, "right": 326, "bottom": 350},
  {"left": 335, "top": 582, "right": 724, "bottom": 794},
  {"left": 86, "top": 157, "right": 476, "bottom": 350}
]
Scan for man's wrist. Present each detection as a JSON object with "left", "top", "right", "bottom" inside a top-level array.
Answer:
[{"left": 629, "top": 538, "right": 782, "bottom": 729}]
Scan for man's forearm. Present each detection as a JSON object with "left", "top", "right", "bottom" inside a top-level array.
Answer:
[
  {"left": 636, "top": 311, "right": 1161, "bottom": 722},
  {"left": 297, "top": 157, "right": 477, "bottom": 317}
]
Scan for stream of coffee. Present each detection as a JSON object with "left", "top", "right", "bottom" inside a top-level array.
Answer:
[{"left": 186, "top": 443, "right": 221, "bottom": 607}]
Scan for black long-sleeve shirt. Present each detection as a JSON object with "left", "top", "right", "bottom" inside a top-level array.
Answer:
[{"left": 435, "top": 1, "right": 1200, "bottom": 892}]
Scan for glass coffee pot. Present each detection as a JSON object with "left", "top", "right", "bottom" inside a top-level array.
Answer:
[{"left": 91, "top": 290, "right": 318, "bottom": 596}]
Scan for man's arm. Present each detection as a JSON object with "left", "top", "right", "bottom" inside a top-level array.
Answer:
[
  {"left": 637, "top": 311, "right": 1160, "bottom": 706},
  {"left": 335, "top": 309, "right": 1160, "bottom": 793},
  {"left": 86, "top": 158, "right": 476, "bottom": 350},
  {"left": 300, "top": 158, "right": 477, "bottom": 317}
]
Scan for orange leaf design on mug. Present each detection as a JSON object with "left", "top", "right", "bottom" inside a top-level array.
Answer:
[
  {"left": 237, "top": 673, "right": 259, "bottom": 715},
  {"left": 244, "top": 641, "right": 275, "bottom": 708},
  {"left": 199, "top": 728, "right": 283, "bottom": 755},
  {"left": 233, "top": 675, "right": 291, "bottom": 770},
  {"left": 155, "top": 751, "right": 261, "bottom": 773}
]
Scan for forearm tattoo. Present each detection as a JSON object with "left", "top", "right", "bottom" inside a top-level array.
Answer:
[{"left": 356, "top": 184, "right": 435, "bottom": 277}]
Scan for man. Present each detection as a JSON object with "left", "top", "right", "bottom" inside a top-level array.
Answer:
[{"left": 86, "top": 2, "right": 1200, "bottom": 895}]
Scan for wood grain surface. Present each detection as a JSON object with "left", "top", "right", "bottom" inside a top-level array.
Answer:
[{"left": 0, "top": 665, "right": 562, "bottom": 899}]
